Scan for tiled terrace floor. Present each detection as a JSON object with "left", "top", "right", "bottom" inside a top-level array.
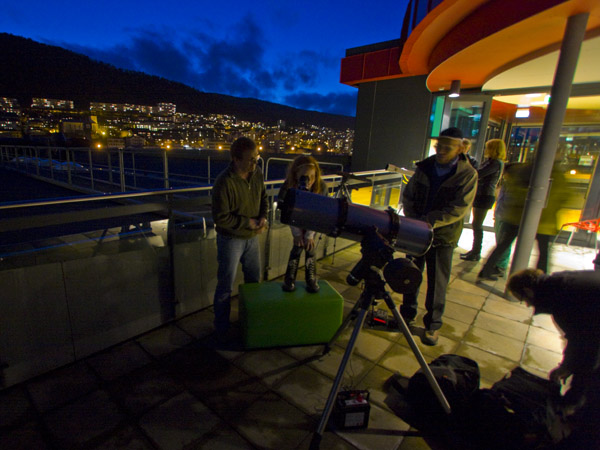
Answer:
[{"left": 0, "top": 230, "right": 597, "bottom": 450}]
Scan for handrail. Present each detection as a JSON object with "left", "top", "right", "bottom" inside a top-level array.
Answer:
[
  {"left": 264, "top": 157, "right": 344, "bottom": 180},
  {"left": 0, "top": 179, "right": 287, "bottom": 211}
]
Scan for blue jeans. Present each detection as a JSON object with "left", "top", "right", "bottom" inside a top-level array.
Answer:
[{"left": 213, "top": 233, "right": 261, "bottom": 332}]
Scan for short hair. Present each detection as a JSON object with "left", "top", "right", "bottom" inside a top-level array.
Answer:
[
  {"left": 485, "top": 139, "right": 506, "bottom": 160},
  {"left": 506, "top": 268, "right": 544, "bottom": 300},
  {"left": 230, "top": 137, "right": 256, "bottom": 160}
]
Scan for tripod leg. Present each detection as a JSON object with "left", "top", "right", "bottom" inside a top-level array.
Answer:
[
  {"left": 310, "top": 301, "right": 370, "bottom": 449},
  {"left": 322, "top": 295, "right": 363, "bottom": 355},
  {"left": 381, "top": 293, "right": 451, "bottom": 414}
]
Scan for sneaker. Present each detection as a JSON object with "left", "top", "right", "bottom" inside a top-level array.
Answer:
[{"left": 421, "top": 329, "right": 439, "bottom": 346}]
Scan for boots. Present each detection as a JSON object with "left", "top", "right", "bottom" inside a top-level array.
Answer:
[
  {"left": 305, "top": 256, "right": 320, "bottom": 293},
  {"left": 282, "top": 257, "right": 299, "bottom": 292}
]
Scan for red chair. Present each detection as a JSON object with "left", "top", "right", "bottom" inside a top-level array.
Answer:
[{"left": 553, "top": 217, "right": 600, "bottom": 252}]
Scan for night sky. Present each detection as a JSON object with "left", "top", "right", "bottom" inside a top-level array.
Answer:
[{"left": 2, "top": 0, "right": 409, "bottom": 117}]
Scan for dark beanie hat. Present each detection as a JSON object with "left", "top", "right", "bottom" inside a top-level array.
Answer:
[{"left": 438, "top": 127, "right": 463, "bottom": 140}]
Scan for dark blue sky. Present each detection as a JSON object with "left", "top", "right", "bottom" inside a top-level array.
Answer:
[{"left": 1, "top": 0, "right": 409, "bottom": 117}]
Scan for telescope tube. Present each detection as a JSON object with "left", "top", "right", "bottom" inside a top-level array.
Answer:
[{"left": 280, "top": 188, "right": 432, "bottom": 256}]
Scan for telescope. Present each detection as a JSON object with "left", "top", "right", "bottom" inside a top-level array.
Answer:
[{"left": 279, "top": 188, "right": 433, "bottom": 257}]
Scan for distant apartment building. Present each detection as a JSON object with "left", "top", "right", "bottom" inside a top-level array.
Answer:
[
  {"left": 32, "top": 98, "right": 74, "bottom": 110},
  {"left": 90, "top": 102, "right": 176, "bottom": 116},
  {"left": 60, "top": 116, "right": 97, "bottom": 138},
  {"left": 156, "top": 103, "right": 176, "bottom": 115},
  {"left": 126, "top": 135, "right": 146, "bottom": 148},
  {"left": 204, "top": 139, "right": 230, "bottom": 151},
  {"left": 106, "top": 138, "right": 125, "bottom": 149},
  {"left": 0, "top": 97, "right": 20, "bottom": 113}
]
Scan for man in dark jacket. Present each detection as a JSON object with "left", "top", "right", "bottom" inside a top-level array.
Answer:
[
  {"left": 212, "top": 137, "right": 268, "bottom": 338},
  {"left": 400, "top": 127, "right": 477, "bottom": 345},
  {"left": 507, "top": 269, "right": 600, "bottom": 447}
]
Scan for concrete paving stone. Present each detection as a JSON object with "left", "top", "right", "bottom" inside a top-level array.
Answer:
[
  {"left": 443, "top": 302, "right": 478, "bottom": 325},
  {"left": 297, "top": 430, "right": 360, "bottom": 449},
  {"left": 449, "top": 278, "right": 491, "bottom": 297},
  {"left": 309, "top": 346, "right": 374, "bottom": 386},
  {"left": 379, "top": 345, "right": 430, "bottom": 379},
  {"left": 107, "top": 365, "right": 184, "bottom": 416},
  {"left": 42, "top": 389, "right": 124, "bottom": 448},
  {"left": 397, "top": 434, "right": 433, "bottom": 450},
  {"left": 90, "top": 425, "right": 155, "bottom": 450},
  {"left": 0, "top": 386, "right": 34, "bottom": 429},
  {"left": 488, "top": 291, "right": 526, "bottom": 305},
  {"left": 139, "top": 391, "right": 221, "bottom": 450},
  {"left": 274, "top": 365, "right": 335, "bottom": 415},
  {"left": 183, "top": 422, "right": 255, "bottom": 449},
  {"left": 473, "top": 311, "right": 529, "bottom": 342},
  {"left": 160, "top": 345, "right": 268, "bottom": 420},
  {"left": 355, "top": 364, "right": 396, "bottom": 410},
  {"left": 136, "top": 324, "right": 194, "bottom": 358},
  {"left": 87, "top": 341, "right": 153, "bottom": 382},
  {"left": 0, "top": 421, "right": 50, "bottom": 450},
  {"left": 233, "top": 349, "right": 299, "bottom": 387},
  {"left": 463, "top": 326, "right": 524, "bottom": 362},
  {"left": 521, "top": 344, "right": 563, "bottom": 374},
  {"left": 526, "top": 326, "right": 566, "bottom": 354},
  {"left": 26, "top": 361, "right": 99, "bottom": 413},
  {"left": 482, "top": 298, "right": 533, "bottom": 323},
  {"left": 446, "top": 289, "right": 486, "bottom": 310},
  {"left": 398, "top": 330, "right": 460, "bottom": 360},
  {"left": 454, "top": 344, "right": 518, "bottom": 384},
  {"left": 333, "top": 330, "right": 394, "bottom": 362},
  {"left": 336, "top": 403, "right": 409, "bottom": 450},
  {"left": 438, "top": 317, "right": 471, "bottom": 341},
  {"left": 175, "top": 309, "right": 214, "bottom": 339},
  {"left": 232, "top": 391, "right": 313, "bottom": 450},
  {"left": 362, "top": 326, "right": 403, "bottom": 344},
  {"left": 531, "top": 313, "right": 561, "bottom": 332},
  {"left": 282, "top": 344, "right": 324, "bottom": 361}
]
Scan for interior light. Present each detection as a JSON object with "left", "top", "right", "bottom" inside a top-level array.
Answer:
[
  {"left": 516, "top": 108, "right": 530, "bottom": 118},
  {"left": 448, "top": 80, "right": 461, "bottom": 98}
]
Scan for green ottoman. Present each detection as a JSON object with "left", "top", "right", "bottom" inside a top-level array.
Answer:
[{"left": 239, "top": 280, "right": 343, "bottom": 349}]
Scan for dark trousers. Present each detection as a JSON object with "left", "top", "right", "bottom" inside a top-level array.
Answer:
[
  {"left": 470, "top": 207, "right": 490, "bottom": 255},
  {"left": 480, "top": 223, "right": 551, "bottom": 275},
  {"left": 400, "top": 245, "right": 454, "bottom": 331}
]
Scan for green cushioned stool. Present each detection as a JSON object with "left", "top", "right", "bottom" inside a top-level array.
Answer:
[{"left": 239, "top": 280, "right": 343, "bottom": 349}]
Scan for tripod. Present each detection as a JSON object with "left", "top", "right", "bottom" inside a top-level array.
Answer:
[{"left": 310, "top": 236, "right": 451, "bottom": 449}]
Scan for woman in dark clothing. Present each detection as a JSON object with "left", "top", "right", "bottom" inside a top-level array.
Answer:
[{"left": 461, "top": 139, "right": 505, "bottom": 261}]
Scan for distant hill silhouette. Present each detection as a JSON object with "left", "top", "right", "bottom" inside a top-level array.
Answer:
[{"left": 0, "top": 33, "right": 355, "bottom": 130}]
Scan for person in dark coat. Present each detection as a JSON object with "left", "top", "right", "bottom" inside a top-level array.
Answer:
[
  {"left": 400, "top": 127, "right": 477, "bottom": 345},
  {"left": 507, "top": 268, "right": 600, "bottom": 447},
  {"left": 461, "top": 139, "right": 505, "bottom": 261}
]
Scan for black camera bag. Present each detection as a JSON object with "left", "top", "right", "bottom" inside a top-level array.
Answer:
[{"left": 407, "top": 354, "right": 480, "bottom": 419}]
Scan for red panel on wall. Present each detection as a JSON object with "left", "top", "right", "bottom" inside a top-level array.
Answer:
[
  {"left": 364, "top": 50, "right": 391, "bottom": 79},
  {"left": 340, "top": 54, "right": 365, "bottom": 84},
  {"left": 387, "top": 47, "right": 402, "bottom": 75}
]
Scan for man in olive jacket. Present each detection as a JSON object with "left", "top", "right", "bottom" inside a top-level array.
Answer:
[
  {"left": 400, "top": 127, "right": 477, "bottom": 345},
  {"left": 212, "top": 137, "right": 268, "bottom": 337}
]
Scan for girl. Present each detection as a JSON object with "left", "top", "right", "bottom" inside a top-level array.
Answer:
[{"left": 278, "top": 155, "right": 327, "bottom": 293}]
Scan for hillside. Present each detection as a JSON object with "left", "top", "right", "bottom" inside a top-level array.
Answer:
[{"left": 0, "top": 33, "right": 355, "bottom": 130}]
